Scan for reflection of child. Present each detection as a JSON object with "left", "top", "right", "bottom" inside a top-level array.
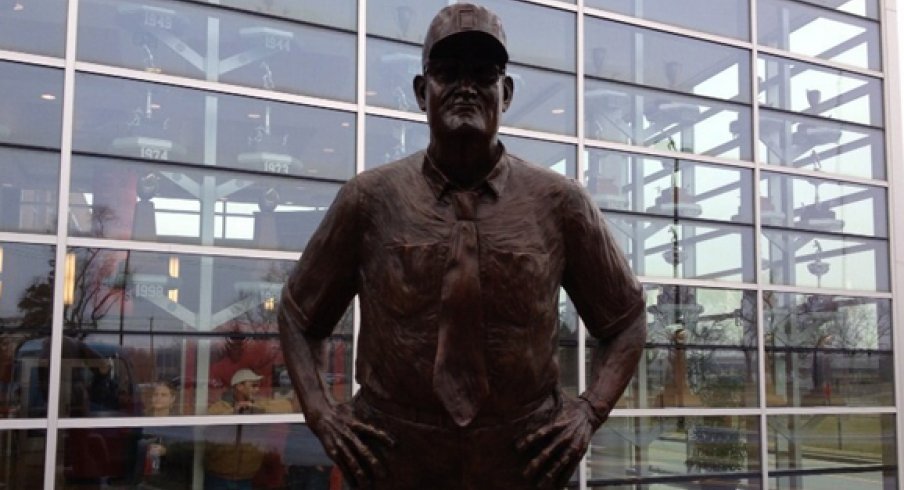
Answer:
[{"left": 141, "top": 380, "right": 181, "bottom": 486}]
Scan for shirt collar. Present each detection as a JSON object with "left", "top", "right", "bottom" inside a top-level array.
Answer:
[{"left": 421, "top": 143, "right": 511, "bottom": 201}]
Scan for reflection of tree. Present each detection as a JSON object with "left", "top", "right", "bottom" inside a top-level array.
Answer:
[
  {"left": 64, "top": 249, "right": 126, "bottom": 334},
  {"left": 16, "top": 259, "right": 54, "bottom": 329}
]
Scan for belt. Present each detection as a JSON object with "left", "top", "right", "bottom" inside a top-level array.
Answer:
[{"left": 356, "top": 389, "right": 559, "bottom": 429}]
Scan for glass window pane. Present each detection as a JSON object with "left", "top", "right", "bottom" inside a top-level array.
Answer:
[
  {"left": 367, "top": 0, "right": 446, "bottom": 44},
  {"left": 796, "top": 0, "right": 879, "bottom": 18},
  {"left": 759, "top": 54, "right": 883, "bottom": 127},
  {"left": 761, "top": 229, "right": 889, "bottom": 291},
  {"left": 57, "top": 248, "right": 353, "bottom": 417},
  {"left": 74, "top": 74, "right": 356, "bottom": 180},
  {"left": 365, "top": 115, "right": 429, "bottom": 170},
  {"left": 585, "top": 18, "right": 750, "bottom": 102},
  {"left": 585, "top": 0, "right": 750, "bottom": 40},
  {"left": 366, "top": 37, "right": 422, "bottom": 113},
  {"left": 471, "top": 0, "right": 575, "bottom": 72},
  {"left": 502, "top": 135, "right": 576, "bottom": 178},
  {"left": 185, "top": 0, "right": 356, "bottom": 30},
  {"left": 369, "top": 0, "right": 576, "bottom": 72},
  {"left": 586, "top": 149, "right": 753, "bottom": 223},
  {"left": 0, "top": 61, "right": 63, "bottom": 149},
  {"left": 614, "top": 286, "right": 758, "bottom": 409},
  {"left": 57, "top": 423, "right": 345, "bottom": 488},
  {"left": 78, "top": 0, "right": 356, "bottom": 101},
  {"left": 559, "top": 291, "right": 579, "bottom": 397},
  {"left": 586, "top": 80, "right": 751, "bottom": 160},
  {"left": 605, "top": 212, "right": 754, "bottom": 282},
  {"left": 69, "top": 156, "right": 340, "bottom": 250},
  {"left": 764, "top": 293, "right": 893, "bottom": 407},
  {"left": 504, "top": 64, "right": 576, "bottom": 136},
  {"left": 0, "top": 243, "right": 56, "bottom": 419},
  {"left": 758, "top": 108, "right": 885, "bottom": 180},
  {"left": 588, "top": 416, "right": 761, "bottom": 486},
  {"left": 0, "top": 0, "right": 66, "bottom": 56},
  {"left": 761, "top": 172, "right": 887, "bottom": 237},
  {"left": 0, "top": 147, "right": 59, "bottom": 234},
  {"left": 768, "top": 414, "right": 896, "bottom": 483},
  {"left": 758, "top": 0, "right": 881, "bottom": 70},
  {"left": 0, "top": 430, "right": 46, "bottom": 488}
]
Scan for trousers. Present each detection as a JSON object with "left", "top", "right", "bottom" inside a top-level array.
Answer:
[{"left": 351, "top": 390, "right": 567, "bottom": 490}]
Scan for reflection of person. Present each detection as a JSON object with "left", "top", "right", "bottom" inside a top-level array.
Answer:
[
  {"left": 278, "top": 4, "right": 645, "bottom": 489},
  {"left": 204, "top": 369, "right": 291, "bottom": 490},
  {"left": 139, "top": 380, "right": 192, "bottom": 489}
]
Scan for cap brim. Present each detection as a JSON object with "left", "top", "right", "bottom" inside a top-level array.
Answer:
[{"left": 428, "top": 31, "right": 508, "bottom": 65}]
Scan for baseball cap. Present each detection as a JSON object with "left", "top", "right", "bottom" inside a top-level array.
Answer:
[
  {"left": 422, "top": 3, "right": 508, "bottom": 68},
  {"left": 231, "top": 368, "right": 263, "bottom": 386}
]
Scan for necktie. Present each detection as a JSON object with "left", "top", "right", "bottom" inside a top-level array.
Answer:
[{"left": 433, "top": 190, "right": 489, "bottom": 427}]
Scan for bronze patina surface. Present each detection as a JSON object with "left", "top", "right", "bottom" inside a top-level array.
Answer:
[{"left": 278, "top": 4, "right": 646, "bottom": 489}]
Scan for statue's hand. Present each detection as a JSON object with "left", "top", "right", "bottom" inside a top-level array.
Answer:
[
  {"left": 515, "top": 395, "right": 604, "bottom": 489},
  {"left": 308, "top": 402, "right": 395, "bottom": 489}
]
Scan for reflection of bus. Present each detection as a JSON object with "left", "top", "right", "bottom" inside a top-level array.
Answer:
[{"left": 10, "top": 337, "right": 143, "bottom": 485}]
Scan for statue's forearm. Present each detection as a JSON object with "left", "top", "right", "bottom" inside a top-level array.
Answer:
[
  {"left": 580, "top": 312, "right": 646, "bottom": 426},
  {"left": 278, "top": 297, "right": 334, "bottom": 422}
]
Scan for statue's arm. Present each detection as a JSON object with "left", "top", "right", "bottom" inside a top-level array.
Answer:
[
  {"left": 559, "top": 180, "right": 646, "bottom": 422},
  {"left": 277, "top": 179, "right": 393, "bottom": 487},
  {"left": 517, "top": 181, "right": 645, "bottom": 488}
]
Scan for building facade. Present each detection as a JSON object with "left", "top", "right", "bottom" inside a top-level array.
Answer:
[{"left": 0, "top": 0, "right": 900, "bottom": 488}]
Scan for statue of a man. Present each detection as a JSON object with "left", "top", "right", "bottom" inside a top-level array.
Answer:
[{"left": 278, "top": 4, "right": 645, "bottom": 489}]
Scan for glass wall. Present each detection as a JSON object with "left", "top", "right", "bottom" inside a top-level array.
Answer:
[{"left": 0, "top": 0, "right": 898, "bottom": 488}]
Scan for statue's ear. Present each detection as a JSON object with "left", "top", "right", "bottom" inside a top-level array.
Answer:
[
  {"left": 413, "top": 75, "right": 427, "bottom": 112},
  {"left": 501, "top": 75, "right": 514, "bottom": 112}
]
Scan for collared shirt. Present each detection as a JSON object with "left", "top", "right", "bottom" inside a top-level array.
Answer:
[{"left": 280, "top": 148, "right": 644, "bottom": 419}]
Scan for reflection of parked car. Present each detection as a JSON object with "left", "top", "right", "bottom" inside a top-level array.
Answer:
[{"left": 10, "top": 337, "right": 142, "bottom": 485}]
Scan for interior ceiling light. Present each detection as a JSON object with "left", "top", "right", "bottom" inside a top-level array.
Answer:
[{"left": 40, "top": 93, "right": 56, "bottom": 101}]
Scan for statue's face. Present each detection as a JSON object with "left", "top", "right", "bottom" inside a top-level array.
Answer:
[{"left": 415, "top": 53, "right": 513, "bottom": 141}]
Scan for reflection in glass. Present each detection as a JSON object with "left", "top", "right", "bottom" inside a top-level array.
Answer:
[
  {"left": 369, "top": 0, "right": 576, "bottom": 72},
  {"left": 0, "top": 430, "right": 46, "bottom": 488},
  {"left": 585, "top": 80, "right": 751, "bottom": 160},
  {"left": 604, "top": 212, "right": 754, "bottom": 282},
  {"left": 0, "top": 243, "right": 55, "bottom": 419},
  {"left": 365, "top": 115, "right": 429, "bottom": 169},
  {"left": 185, "top": 0, "right": 357, "bottom": 30},
  {"left": 758, "top": 108, "right": 885, "bottom": 180},
  {"left": 585, "top": 18, "right": 750, "bottom": 101},
  {"left": 764, "top": 293, "right": 892, "bottom": 407},
  {"left": 367, "top": 0, "right": 446, "bottom": 44},
  {"left": 0, "top": 61, "right": 64, "bottom": 149},
  {"left": 74, "top": 73, "right": 356, "bottom": 179},
  {"left": 759, "top": 54, "right": 883, "bottom": 127},
  {"left": 503, "top": 135, "right": 576, "bottom": 178},
  {"left": 768, "top": 414, "right": 896, "bottom": 489},
  {"left": 69, "top": 156, "right": 340, "bottom": 250},
  {"left": 758, "top": 0, "right": 881, "bottom": 70},
  {"left": 53, "top": 327, "right": 353, "bottom": 417},
  {"left": 0, "top": 146, "right": 59, "bottom": 234},
  {"left": 78, "top": 0, "right": 356, "bottom": 101},
  {"left": 614, "top": 286, "right": 757, "bottom": 409},
  {"left": 588, "top": 416, "right": 760, "bottom": 487},
  {"left": 796, "top": 0, "right": 879, "bottom": 18},
  {"left": 761, "top": 172, "right": 887, "bottom": 237},
  {"left": 586, "top": 149, "right": 753, "bottom": 223},
  {"left": 504, "top": 64, "right": 575, "bottom": 136},
  {"left": 58, "top": 423, "right": 343, "bottom": 488},
  {"left": 585, "top": 0, "right": 749, "bottom": 40},
  {"left": 0, "top": 0, "right": 66, "bottom": 56},
  {"left": 559, "top": 292, "right": 579, "bottom": 397},
  {"left": 57, "top": 248, "right": 353, "bottom": 416},
  {"left": 470, "top": 0, "right": 575, "bottom": 72},
  {"left": 761, "top": 229, "right": 889, "bottom": 291},
  {"left": 366, "top": 37, "right": 422, "bottom": 113}
]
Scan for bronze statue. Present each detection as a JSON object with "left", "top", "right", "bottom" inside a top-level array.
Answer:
[{"left": 278, "top": 4, "right": 646, "bottom": 489}]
